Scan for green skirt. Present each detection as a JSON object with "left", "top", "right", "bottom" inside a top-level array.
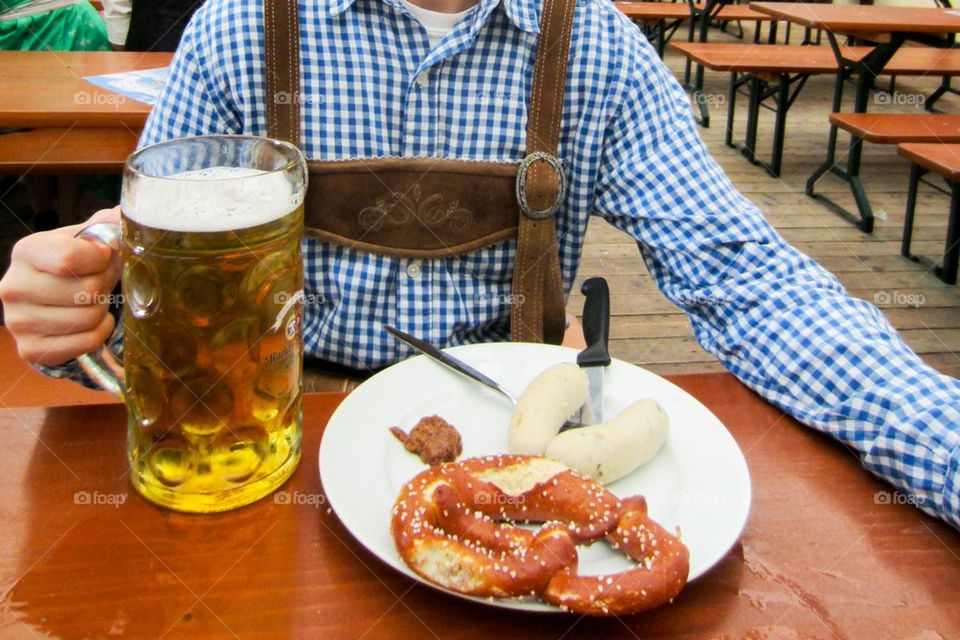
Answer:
[{"left": 0, "top": 1, "right": 110, "bottom": 51}]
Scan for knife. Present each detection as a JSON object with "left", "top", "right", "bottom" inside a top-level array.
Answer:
[
  {"left": 385, "top": 324, "right": 587, "bottom": 428},
  {"left": 577, "top": 277, "right": 610, "bottom": 425},
  {"left": 383, "top": 325, "right": 518, "bottom": 402}
]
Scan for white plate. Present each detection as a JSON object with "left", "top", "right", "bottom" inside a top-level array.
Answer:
[{"left": 318, "top": 343, "right": 751, "bottom": 612}]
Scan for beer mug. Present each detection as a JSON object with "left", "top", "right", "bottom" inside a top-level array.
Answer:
[{"left": 78, "top": 135, "right": 307, "bottom": 513}]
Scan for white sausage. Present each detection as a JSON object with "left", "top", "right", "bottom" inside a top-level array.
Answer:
[
  {"left": 507, "top": 363, "right": 588, "bottom": 455},
  {"left": 544, "top": 399, "right": 669, "bottom": 484}
]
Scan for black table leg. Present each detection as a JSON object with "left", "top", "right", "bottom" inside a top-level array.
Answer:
[
  {"left": 939, "top": 180, "right": 960, "bottom": 285},
  {"left": 725, "top": 70, "right": 806, "bottom": 178},
  {"left": 902, "top": 162, "right": 921, "bottom": 259},
  {"left": 770, "top": 76, "right": 789, "bottom": 177},
  {"left": 682, "top": 0, "right": 725, "bottom": 127},
  {"left": 805, "top": 31, "right": 906, "bottom": 233},
  {"left": 804, "top": 67, "right": 845, "bottom": 195},
  {"left": 740, "top": 75, "right": 762, "bottom": 165},
  {"left": 656, "top": 18, "right": 666, "bottom": 57},
  {"left": 725, "top": 72, "right": 738, "bottom": 148},
  {"left": 926, "top": 77, "right": 959, "bottom": 112},
  {"left": 846, "top": 141, "right": 874, "bottom": 233},
  {"left": 900, "top": 166, "right": 960, "bottom": 284}
]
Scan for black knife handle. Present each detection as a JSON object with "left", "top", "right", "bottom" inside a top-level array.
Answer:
[{"left": 577, "top": 277, "right": 611, "bottom": 367}]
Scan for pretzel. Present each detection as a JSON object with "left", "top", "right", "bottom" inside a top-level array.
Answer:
[
  {"left": 543, "top": 496, "right": 690, "bottom": 615},
  {"left": 390, "top": 459, "right": 578, "bottom": 598},
  {"left": 390, "top": 455, "right": 689, "bottom": 615}
]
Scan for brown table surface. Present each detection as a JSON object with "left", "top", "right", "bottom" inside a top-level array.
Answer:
[
  {"left": 670, "top": 42, "right": 960, "bottom": 76},
  {"left": 899, "top": 143, "right": 960, "bottom": 182},
  {"left": 750, "top": 2, "right": 960, "bottom": 38},
  {"left": 0, "top": 127, "right": 140, "bottom": 175},
  {"left": 831, "top": 114, "right": 960, "bottom": 145},
  {"left": 1, "top": 372, "right": 958, "bottom": 639},
  {"left": 0, "top": 51, "right": 171, "bottom": 129},
  {"left": 616, "top": 2, "right": 774, "bottom": 22}
]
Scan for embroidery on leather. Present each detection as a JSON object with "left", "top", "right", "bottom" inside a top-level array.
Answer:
[{"left": 358, "top": 184, "right": 473, "bottom": 232}]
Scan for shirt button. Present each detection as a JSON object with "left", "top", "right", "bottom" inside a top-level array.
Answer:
[
  {"left": 406, "top": 260, "right": 422, "bottom": 279},
  {"left": 415, "top": 71, "right": 430, "bottom": 88}
]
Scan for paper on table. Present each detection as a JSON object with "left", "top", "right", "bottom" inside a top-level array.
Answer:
[{"left": 82, "top": 67, "right": 169, "bottom": 106}]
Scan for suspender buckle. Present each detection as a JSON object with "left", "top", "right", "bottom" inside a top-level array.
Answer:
[{"left": 516, "top": 151, "right": 566, "bottom": 220}]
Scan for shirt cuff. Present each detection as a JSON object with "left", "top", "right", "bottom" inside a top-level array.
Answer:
[
  {"left": 32, "top": 358, "right": 103, "bottom": 389},
  {"left": 31, "top": 321, "right": 125, "bottom": 390}
]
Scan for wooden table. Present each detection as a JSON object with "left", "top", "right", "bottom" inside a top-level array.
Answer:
[
  {"left": 0, "top": 127, "right": 140, "bottom": 175},
  {"left": 0, "top": 51, "right": 170, "bottom": 129},
  {"left": 749, "top": 4, "right": 960, "bottom": 43},
  {"left": 617, "top": 1, "right": 782, "bottom": 127},
  {"left": 671, "top": 43, "right": 960, "bottom": 179},
  {"left": 1, "top": 373, "right": 957, "bottom": 638},
  {"left": 751, "top": 3, "right": 960, "bottom": 233},
  {"left": 616, "top": 1, "right": 776, "bottom": 58}
]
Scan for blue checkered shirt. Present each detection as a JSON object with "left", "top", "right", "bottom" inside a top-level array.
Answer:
[{"left": 43, "top": 0, "right": 960, "bottom": 529}]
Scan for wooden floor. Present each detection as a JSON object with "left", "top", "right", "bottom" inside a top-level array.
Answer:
[{"left": 568, "top": 20, "right": 960, "bottom": 379}]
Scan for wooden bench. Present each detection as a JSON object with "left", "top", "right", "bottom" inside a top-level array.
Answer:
[
  {"left": 830, "top": 113, "right": 960, "bottom": 144},
  {"left": 669, "top": 42, "right": 960, "bottom": 177},
  {"left": 826, "top": 113, "right": 960, "bottom": 234},
  {"left": 898, "top": 143, "right": 960, "bottom": 285},
  {"left": 0, "top": 128, "right": 139, "bottom": 174}
]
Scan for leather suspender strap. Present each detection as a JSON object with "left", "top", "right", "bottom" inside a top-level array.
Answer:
[
  {"left": 262, "top": 0, "right": 575, "bottom": 345},
  {"left": 511, "top": 0, "right": 576, "bottom": 344},
  {"left": 263, "top": 0, "right": 301, "bottom": 146}
]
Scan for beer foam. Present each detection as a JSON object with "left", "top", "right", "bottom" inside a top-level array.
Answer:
[{"left": 124, "top": 166, "right": 303, "bottom": 232}]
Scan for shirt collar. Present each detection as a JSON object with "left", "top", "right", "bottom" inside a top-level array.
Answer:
[{"left": 324, "top": 0, "right": 541, "bottom": 34}]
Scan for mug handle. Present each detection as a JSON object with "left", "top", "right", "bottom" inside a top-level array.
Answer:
[{"left": 74, "top": 222, "right": 125, "bottom": 398}]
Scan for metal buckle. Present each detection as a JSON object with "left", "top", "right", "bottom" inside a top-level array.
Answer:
[{"left": 516, "top": 151, "right": 566, "bottom": 220}]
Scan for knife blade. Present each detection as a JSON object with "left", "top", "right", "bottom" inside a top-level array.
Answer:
[
  {"left": 386, "top": 325, "right": 588, "bottom": 428},
  {"left": 383, "top": 325, "right": 518, "bottom": 402},
  {"left": 577, "top": 277, "right": 610, "bottom": 424}
]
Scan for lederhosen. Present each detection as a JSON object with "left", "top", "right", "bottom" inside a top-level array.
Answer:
[{"left": 262, "top": 0, "right": 575, "bottom": 389}]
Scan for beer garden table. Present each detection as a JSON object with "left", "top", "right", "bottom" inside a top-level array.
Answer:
[
  {"left": 615, "top": 1, "right": 779, "bottom": 58},
  {"left": 0, "top": 51, "right": 171, "bottom": 129},
  {"left": 1, "top": 372, "right": 957, "bottom": 638},
  {"left": 617, "top": 0, "right": 782, "bottom": 128},
  {"left": 750, "top": 3, "right": 960, "bottom": 233}
]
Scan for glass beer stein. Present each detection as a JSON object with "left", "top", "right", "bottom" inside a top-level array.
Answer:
[{"left": 78, "top": 135, "right": 307, "bottom": 513}]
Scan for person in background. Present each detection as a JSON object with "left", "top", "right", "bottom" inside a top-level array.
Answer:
[
  {"left": 0, "top": 0, "right": 109, "bottom": 50},
  {"left": 1, "top": 0, "right": 111, "bottom": 230},
  {"left": 101, "top": 0, "right": 202, "bottom": 52}
]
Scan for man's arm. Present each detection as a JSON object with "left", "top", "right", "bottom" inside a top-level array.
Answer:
[{"left": 592, "top": 42, "right": 960, "bottom": 529}]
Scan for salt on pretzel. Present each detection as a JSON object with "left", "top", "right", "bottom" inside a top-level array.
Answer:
[
  {"left": 390, "top": 455, "right": 689, "bottom": 615},
  {"left": 391, "top": 460, "right": 578, "bottom": 598},
  {"left": 543, "top": 496, "right": 690, "bottom": 615},
  {"left": 450, "top": 456, "right": 621, "bottom": 543}
]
